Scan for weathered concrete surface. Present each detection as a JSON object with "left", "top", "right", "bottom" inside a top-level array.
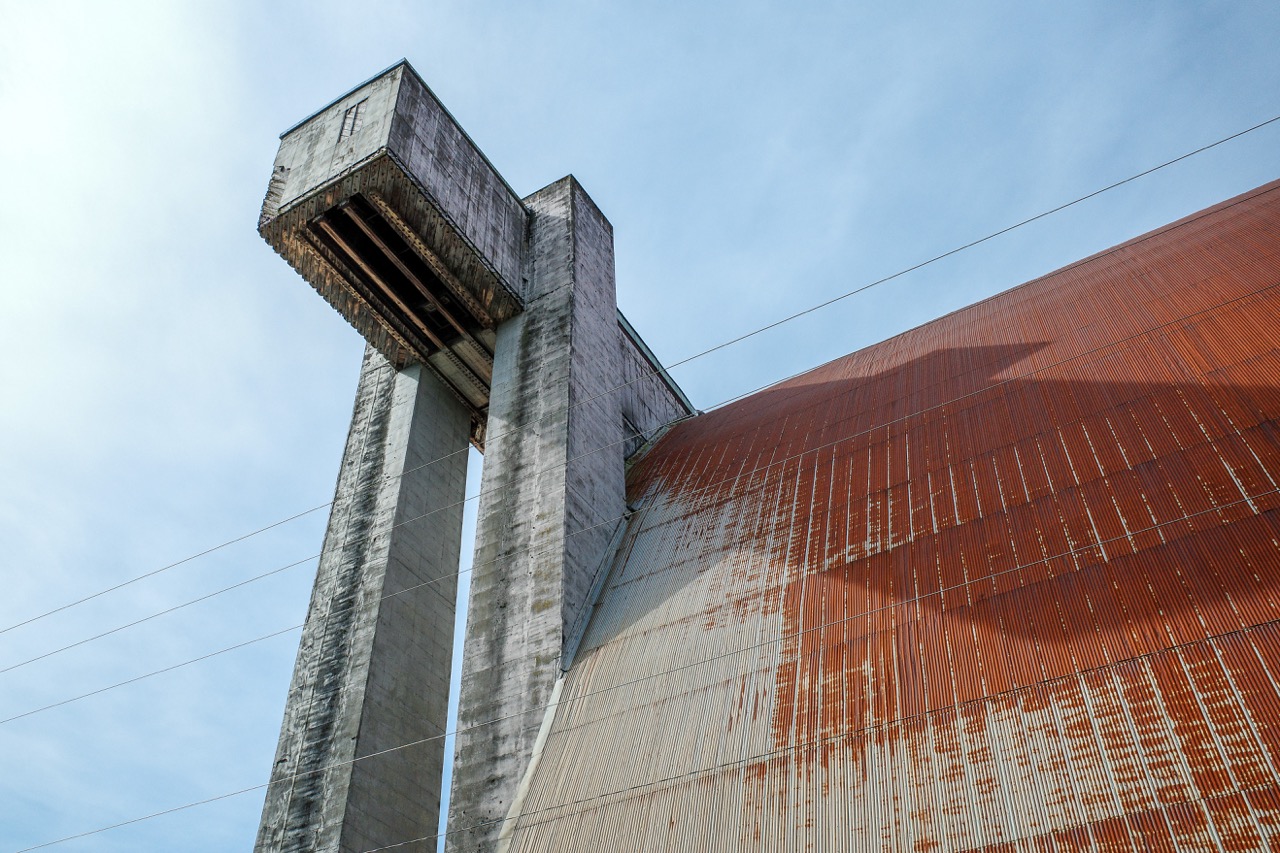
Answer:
[
  {"left": 260, "top": 61, "right": 526, "bottom": 405},
  {"left": 256, "top": 346, "right": 469, "bottom": 853},
  {"left": 617, "top": 312, "right": 696, "bottom": 458},
  {"left": 263, "top": 60, "right": 528, "bottom": 304},
  {"left": 447, "top": 177, "right": 629, "bottom": 851}
]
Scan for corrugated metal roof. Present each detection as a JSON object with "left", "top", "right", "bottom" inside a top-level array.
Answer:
[{"left": 502, "top": 179, "right": 1280, "bottom": 851}]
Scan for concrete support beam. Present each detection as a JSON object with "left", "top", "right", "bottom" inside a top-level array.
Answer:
[
  {"left": 256, "top": 345, "right": 470, "bottom": 853},
  {"left": 446, "top": 177, "right": 629, "bottom": 851}
]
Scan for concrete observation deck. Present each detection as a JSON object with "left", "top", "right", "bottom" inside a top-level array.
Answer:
[{"left": 260, "top": 61, "right": 529, "bottom": 450}]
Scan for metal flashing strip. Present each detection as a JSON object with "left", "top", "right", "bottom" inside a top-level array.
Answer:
[
  {"left": 560, "top": 513, "right": 634, "bottom": 672},
  {"left": 495, "top": 675, "right": 565, "bottom": 853}
]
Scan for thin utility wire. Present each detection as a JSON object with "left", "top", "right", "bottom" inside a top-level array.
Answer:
[
  {"left": 0, "top": 555, "right": 318, "bottom": 676},
  {"left": 360, "top": 112, "right": 1280, "bottom": 494},
  {"left": 10, "top": 117, "right": 1280, "bottom": 853},
  {"left": 6, "top": 274, "right": 1275, "bottom": 728},
  {"left": 0, "top": 351, "right": 404, "bottom": 675},
  {"left": 654, "top": 111, "right": 1280, "bottom": 375},
  {"left": 7, "top": 109, "right": 1276, "bottom": 638},
  {"left": 6, "top": 182, "right": 1274, "bottom": 680},
  {"left": 0, "top": 503, "right": 329, "bottom": 637},
  {"left": 2, "top": 626, "right": 303, "bottom": 726},
  {"left": 360, "top": 599, "right": 1280, "bottom": 852},
  {"left": 15, "top": 263, "right": 1280, "bottom": 850},
  {"left": 16, "top": 484, "right": 1277, "bottom": 853}
]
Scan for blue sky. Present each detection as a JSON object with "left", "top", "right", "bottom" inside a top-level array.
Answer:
[{"left": 1, "top": 2, "right": 1278, "bottom": 850}]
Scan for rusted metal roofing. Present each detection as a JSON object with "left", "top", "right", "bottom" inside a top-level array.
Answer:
[{"left": 501, "top": 179, "right": 1280, "bottom": 851}]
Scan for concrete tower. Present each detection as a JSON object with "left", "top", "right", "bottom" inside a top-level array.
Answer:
[
  {"left": 256, "top": 61, "right": 1280, "bottom": 853},
  {"left": 254, "top": 62, "right": 692, "bottom": 852}
]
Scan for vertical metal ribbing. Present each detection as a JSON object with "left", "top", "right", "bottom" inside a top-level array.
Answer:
[{"left": 497, "top": 182, "right": 1280, "bottom": 852}]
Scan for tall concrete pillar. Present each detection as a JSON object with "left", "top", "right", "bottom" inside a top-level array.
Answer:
[
  {"left": 255, "top": 60, "right": 693, "bottom": 853},
  {"left": 255, "top": 346, "right": 470, "bottom": 853},
  {"left": 446, "top": 177, "right": 628, "bottom": 851}
]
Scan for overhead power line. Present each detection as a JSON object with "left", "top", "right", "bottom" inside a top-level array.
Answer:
[
  {"left": 364, "top": 603, "right": 1280, "bottom": 852},
  {"left": 655, "top": 111, "right": 1280, "bottom": 374},
  {"left": 5, "top": 274, "right": 1274, "bottom": 730},
  {"left": 0, "top": 503, "right": 330, "bottom": 637},
  {"left": 1, "top": 626, "right": 302, "bottom": 726},
  {"left": 6, "top": 111, "right": 1276, "bottom": 638},
  {"left": 0, "top": 556, "right": 317, "bottom": 676},
  {"left": 7, "top": 180, "right": 1275, "bottom": 681},
  {"left": 10, "top": 116, "right": 1280, "bottom": 850},
  {"left": 17, "top": 484, "right": 1278, "bottom": 852}
]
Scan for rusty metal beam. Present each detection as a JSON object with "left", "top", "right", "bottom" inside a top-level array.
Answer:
[
  {"left": 306, "top": 218, "right": 494, "bottom": 446},
  {"left": 312, "top": 216, "right": 452, "bottom": 355},
  {"left": 337, "top": 201, "right": 494, "bottom": 384},
  {"left": 365, "top": 190, "right": 499, "bottom": 331}
]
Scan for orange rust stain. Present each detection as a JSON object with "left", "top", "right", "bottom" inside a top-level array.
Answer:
[{"left": 626, "top": 180, "right": 1280, "bottom": 845}]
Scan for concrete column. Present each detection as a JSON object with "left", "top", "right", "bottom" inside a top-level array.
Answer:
[
  {"left": 446, "top": 177, "right": 628, "bottom": 851},
  {"left": 256, "top": 344, "right": 470, "bottom": 853}
]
